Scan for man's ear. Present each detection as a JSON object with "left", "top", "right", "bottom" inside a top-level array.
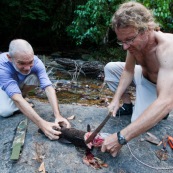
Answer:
[{"left": 7, "top": 54, "right": 12, "bottom": 62}]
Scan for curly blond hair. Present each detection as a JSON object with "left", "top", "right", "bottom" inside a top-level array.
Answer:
[{"left": 112, "top": 1, "right": 159, "bottom": 31}]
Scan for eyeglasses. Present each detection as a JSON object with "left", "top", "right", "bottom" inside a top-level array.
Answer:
[{"left": 117, "top": 32, "right": 139, "bottom": 46}]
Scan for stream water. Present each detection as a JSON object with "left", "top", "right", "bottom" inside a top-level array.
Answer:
[
  {"left": 29, "top": 70, "right": 113, "bottom": 107},
  {"left": 28, "top": 55, "right": 135, "bottom": 107},
  {"left": 56, "top": 71, "right": 113, "bottom": 106}
]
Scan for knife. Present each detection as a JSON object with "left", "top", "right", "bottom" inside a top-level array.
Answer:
[{"left": 85, "top": 112, "right": 112, "bottom": 144}]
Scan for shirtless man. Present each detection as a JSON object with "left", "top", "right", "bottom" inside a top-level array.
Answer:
[
  {"left": 101, "top": 1, "right": 173, "bottom": 157},
  {"left": 0, "top": 39, "right": 70, "bottom": 140}
]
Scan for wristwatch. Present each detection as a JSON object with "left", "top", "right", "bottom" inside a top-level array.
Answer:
[{"left": 117, "top": 131, "right": 127, "bottom": 145}]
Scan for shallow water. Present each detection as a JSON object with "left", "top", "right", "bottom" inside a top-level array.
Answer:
[
  {"left": 55, "top": 71, "right": 113, "bottom": 106},
  {"left": 29, "top": 70, "right": 135, "bottom": 107},
  {"left": 29, "top": 71, "right": 113, "bottom": 107}
]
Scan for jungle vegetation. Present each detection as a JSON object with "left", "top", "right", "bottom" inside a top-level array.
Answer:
[{"left": 0, "top": 0, "right": 172, "bottom": 62}]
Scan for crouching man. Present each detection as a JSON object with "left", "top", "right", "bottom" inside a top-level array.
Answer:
[
  {"left": 101, "top": 1, "right": 173, "bottom": 157},
  {"left": 0, "top": 39, "right": 70, "bottom": 140}
]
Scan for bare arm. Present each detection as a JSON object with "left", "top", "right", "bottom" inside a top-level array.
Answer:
[
  {"left": 122, "top": 53, "right": 173, "bottom": 142},
  {"left": 102, "top": 44, "right": 173, "bottom": 157},
  {"left": 45, "top": 85, "right": 71, "bottom": 128},
  {"left": 109, "top": 52, "right": 136, "bottom": 115},
  {"left": 12, "top": 94, "right": 61, "bottom": 140}
]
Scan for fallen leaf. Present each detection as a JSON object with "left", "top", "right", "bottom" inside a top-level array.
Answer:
[
  {"left": 77, "top": 103, "right": 88, "bottom": 106},
  {"left": 101, "top": 163, "right": 108, "bottom": 168},
  {"left": 145, "top": 132, "right": 160, "bottom": 145},
  {"left": 32, "top": 155, "right": 45, "bottom": 162},
  {"left": 157, "top": 141, "right": 163, "bottom": 146},
  {"left": 39, "top": 162, "right": 46, "bottom": 173},
  {"left": 147, "top": 132, "right": 157, "bottom": 139},
  {"left": 83, "top": 156, "right": 90, "bottom": 166},
  {"left": 67, "top": 115, "right": 75, "bottom": 120},
  {"left": 155, "top": 149, "right": 168, "bottom": 161},
  {"left": 83, "top": 150, "right": 108, "bottom": 169},
  {"left": 140, "top": 138, "right": 145, "bottom": 142}
]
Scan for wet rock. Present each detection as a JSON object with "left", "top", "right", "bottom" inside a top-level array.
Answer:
[{"left": 1, "top": 100, "right": 173, "bottom": 173}]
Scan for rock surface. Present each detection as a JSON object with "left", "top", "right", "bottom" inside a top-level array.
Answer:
[{"left": 0, "top": 100, "right": 173, "bottom": 173}]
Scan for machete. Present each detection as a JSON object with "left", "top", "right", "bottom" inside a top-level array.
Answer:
[{"left": 85, "top": 112, "right": 112, "bottom": 144}]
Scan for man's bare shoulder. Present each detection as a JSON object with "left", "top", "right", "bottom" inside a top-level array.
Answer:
[
  {"left": 155, "top": 31, "right": 173, "bottom": 65},
  {"left": 155, "top": 31, "right": 173, "bottom": 52},
  {"left": 155, "top": 31, "right": 173, "bottom": 45}
]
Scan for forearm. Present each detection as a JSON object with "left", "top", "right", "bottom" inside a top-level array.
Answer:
[
  {"left": 12, "top": 93, "right": 65, "bottom": 140},
  {"left": 12, "top": 94, "right": 45, "bottom": 128},
  {"left": 121, "top": 99, "right": 170, "bottom": 142},
  {"left": 121, "top": 65, "right": 173, "bottom": 142},
  {"left": 45, "top": 86, "right": 61, "bottom": 118}
]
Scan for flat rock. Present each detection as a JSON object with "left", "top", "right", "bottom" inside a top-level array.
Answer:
[{"left": 0, "top": 100, "right": 173, "bottom": 173}]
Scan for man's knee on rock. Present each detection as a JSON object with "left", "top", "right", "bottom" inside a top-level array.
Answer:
[
  {"left": 24, "top": 74, "right": 39, "bottom": 86},
  {"left": 0, "top": 108, "right": 14, "bottom": 117}
]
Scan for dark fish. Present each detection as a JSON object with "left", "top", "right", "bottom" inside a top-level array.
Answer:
[
  {"left": 38, "top": 127, "right": 88, "bottom": 149},
  {"left": 60, "top": 127, "right": 87, "bottom": 148}
]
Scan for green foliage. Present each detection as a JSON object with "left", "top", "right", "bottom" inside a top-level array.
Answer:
[
  {"left": 140, "top": 0, "right": 173, "bottom": 32},
  {"left": 50, "top": 0, "right": 74, "bottom": 38},
  {"left": 91, "top": 46, "right": 126, "bottom": 63},
  {"left": 0, "top": 0, "right": 172, "bottom": 56},
  {"left": 66, "top": 0, "right": 173, "bottom": 62},
  {"left": 0, "top": 0, "right": 52, "bottom": 48},
  {"left": 0, "top": 0, "right": 87, "bottom": 49},
  {"left": 67, "top": 0, "right": 123, "bottom": 45},
  {"left": 9, "top": 0, "right": 50, "bottom": 21},
  {"left": 67, "top": 0, "right": 173, "bottom": 47}
]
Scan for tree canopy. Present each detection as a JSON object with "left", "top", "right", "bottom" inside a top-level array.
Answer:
[
  {"left": 0, "top": 0, "right": 172, "bottom": 53},
  {"left": 67, "top": 0, "right": 173, "bottom": 45}
]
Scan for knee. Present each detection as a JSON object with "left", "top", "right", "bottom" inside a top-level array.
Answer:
[
  {"left": 29, "top": 74, "right": 38, "bottom": 80},
  {"left": 104, "top": 62, "right": 123, "bottom": 91},
  {"left": 0, "top": 107, "right": 14, "bottom": 117},
  {"left": 25, "top": 74, "right": 39, "bottom": 86},
  {"left": 104, "top": 62, "right": 115, "bottom": 73},
  {"left": 104, "top": 61, "right": 122, "bottom": 74}
]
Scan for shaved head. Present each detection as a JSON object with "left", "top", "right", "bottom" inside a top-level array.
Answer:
[{"left": 9, "top": 39, "right": 34, "bottom": 58}]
